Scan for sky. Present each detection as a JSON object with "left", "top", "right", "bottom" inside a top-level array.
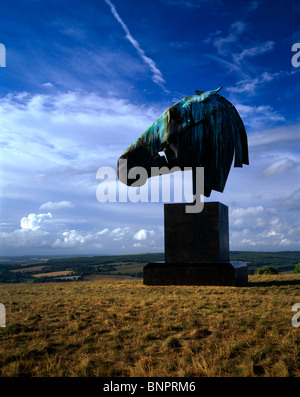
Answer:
[{"left": 0, "top": 0, "right": 299, "bottom": 256}]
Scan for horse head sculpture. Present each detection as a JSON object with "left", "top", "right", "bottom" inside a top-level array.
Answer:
[{"left": 117, "top": 87, "right": 248, "bottom": 197}]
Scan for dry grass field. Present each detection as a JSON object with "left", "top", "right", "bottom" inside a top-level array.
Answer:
[
  {"left": 0, "top": 274, "right": 300, "bottom": 377},
  {"left": 31, "top": 271, "right": 72, "bottom": 278}
]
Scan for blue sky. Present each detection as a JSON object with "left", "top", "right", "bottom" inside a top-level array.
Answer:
[{"left": 0, "top": 0, "right": 299, "bottom": 255}]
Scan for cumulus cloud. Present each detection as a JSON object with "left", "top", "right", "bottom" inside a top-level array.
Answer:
[
  {"left": 42, "top": 82, "right": 54, "bottom": 88},
  {"left": 96, "top": 228, "right": 110, "bottom": 236},
  {"left": 52, "top": 230, "right": 95, "bottom": 248},
  {"left": 110, "top": 227, "right": 131, "bottom": 241},
  {"left": 20, "top": 212, "right": 52, "bottom": 231},
  {"left": 1, "top": 212, "right": 161, "bottom": 253},
  {"left": 39, "top": 201, "right": 74, "bottom": 210},
  {"left": 133, "top": 229, "right": 155, "bottom": 241},
  {"left": 231, "top": 206, "right": 265, "bottom": 228},
  {"left": 0, "top": 229, "right": 52, "bottom": 249},
  {"left": 230, "top": 200, "right": 300, "bottom": 250}
]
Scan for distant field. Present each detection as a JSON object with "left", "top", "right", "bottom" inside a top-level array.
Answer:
[
  {"left": 82, "top": 274, "right": 138, "bottom": 281},
  {"left": 0, "top": 274, "right": 300, "bottom": 377},
  {"left": 10, "top": 265, "right": 48, "bottom": 273},
  {"left": 32, "top": 271, "right": 72, "bottom": 278},
  {"left": 111, "top": 262, "right": 146, "bottom": 275},
  {"left": 1, "top": 252, "right": 300, "bottom": 283}
]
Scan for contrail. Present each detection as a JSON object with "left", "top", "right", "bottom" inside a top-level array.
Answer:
[{"left": 104, "top": 0, "right": 167, "bottom": 91}]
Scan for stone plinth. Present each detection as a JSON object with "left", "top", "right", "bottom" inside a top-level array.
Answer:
[
  {"left": 164, "top": 202, "right": 229, "bottom": 263},
  {"left": 143, "top": 201, "right": 248, "bottom": 286},
  {"left": 143, "top": 261, "right": 248, "bottom": 286}
]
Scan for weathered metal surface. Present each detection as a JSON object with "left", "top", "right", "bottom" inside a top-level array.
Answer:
[{"left": 117, "top": 87, "right": 249, "bottom": 197}]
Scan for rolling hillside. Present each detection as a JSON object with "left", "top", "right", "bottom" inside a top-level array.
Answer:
[{"left": 0, "top": 251, "right": 300, "bottom": 283}]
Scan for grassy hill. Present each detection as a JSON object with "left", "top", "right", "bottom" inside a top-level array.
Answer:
[{"left": 0, "top": 274, "right": 300, "bottom": 377}]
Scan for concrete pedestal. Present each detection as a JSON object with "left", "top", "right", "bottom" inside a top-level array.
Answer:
[{"left": 143, "top": 202, "right": 248, "bottom": 286}]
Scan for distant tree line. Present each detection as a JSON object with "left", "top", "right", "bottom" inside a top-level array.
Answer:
[
  {"left": 230, "top": 251, "right": 300, "bottom": 274},
  {"left": 1, "top": 252, "right": 300, "bottom": 283}
]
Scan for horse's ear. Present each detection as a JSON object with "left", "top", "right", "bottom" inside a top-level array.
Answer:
[{"left": 198, "top": 86, "right": 222, "bottom": 102}]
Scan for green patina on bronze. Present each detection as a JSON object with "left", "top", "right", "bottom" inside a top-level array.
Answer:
[{"left": 117, "top": 87, "right": 249, "bottom": 197}]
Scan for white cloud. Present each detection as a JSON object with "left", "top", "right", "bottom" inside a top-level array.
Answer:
[
  {"left": 253, "top": 218, "right": 266, "bottom": 228},
  {"left": 0, "top": 87, "right": 299, "bottom": 254},
  {"left": 96, "top": 228, "right": 109, "bottom": 236},
  {"left": 1, "top": 214, "right": 162, "bottom": 253},
  {"left": 262, "top": 158, "right": 299, "bottom": 177},
  {"left": 20, "top": 212, "right": 52, "bottom": 231},
  {"left": 133, "top": 229, "right": 155, "bottom": 241},
  {"left": 235, "top": 103, "right": 284, "bottom": 129},
  {"left": 226, "top": 70, "right": 295, "bottom": 95},
  {"left": 0, "top": 90, "right": 159, "bottom": 154},
  {"left": 266, "top": 229, "right": 280, "bottom": 237},
  {"left": 52, "top": 230, "right": 95, "bottom": 248},
  {"left": 226, "top": 72, "right": 274, "bottom": 94},
  {"left": 231, "top": 206, "right": 264, "bottom": 218},
  {"left": 240, "top": 238, "right": 257, "bottom": 246},
  {"left": 210, "top": 23, "right": 275, "bottom": 80},
  {"left": 281, "top": 188, "right": 300, "bottom": 211},
  {"left": 213, "top": 21, "right": 247, "bottom": 56},
  {"left": 0, "top": 90, "right": 161, "bottom": 205},
  {"left": 42, "top": 82, "right": 54, "bottom": 88},
  {"left": 0, "top": 229, "right": 52, "bottom": 249},
  {"left": 234, "top": 41, "right": 275, "bottom": 63},
  {"left": 207, "top": 20, "right": 285, "bottom": 99},
  {"left": 249, "top": 124, "right": 300, "bottom": 149},
  {"left": 110, "top": 227, "right": 131, "bottom": 241},
  {"left": 39, "top": 201, "right": 74, "bottom": 210},
  {"left": 231, "top": 206, "right": 265, "bottom": 228},
  {"left": 229, "top": 199, "right": 300, "bottom": 250}
]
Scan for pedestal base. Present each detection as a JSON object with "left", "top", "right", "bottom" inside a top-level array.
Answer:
[{"left": 143, "top": 261, "right": 248, "bottom": 286}]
